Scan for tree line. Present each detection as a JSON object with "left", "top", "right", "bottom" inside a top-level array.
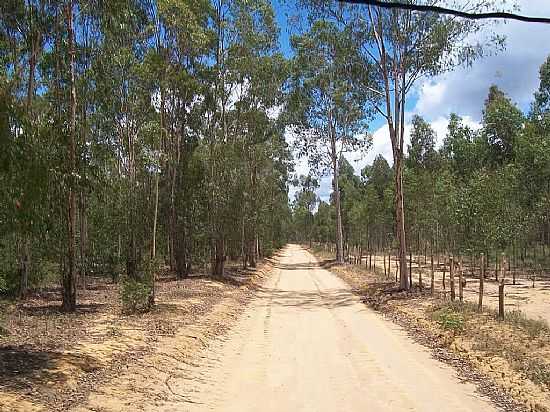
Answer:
[
  {"left": 294, "top": 56, "right": 550, "bottom": 277},
  {"left": 287, "top": 0, "right": 504, "bottom": 289},
  {"left": 1, "top": 0, "right": 533, "bottom": 311}
]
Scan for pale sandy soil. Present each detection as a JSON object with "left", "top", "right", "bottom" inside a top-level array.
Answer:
[
  {"left": 74, "top": 244, "right": 500, "bottom": 411},
  {"left": 1, "top": 261, "right": 272, "bottom": 412},
  {"left": 355, "top": 253, "right": 550, "bottom": 325}
]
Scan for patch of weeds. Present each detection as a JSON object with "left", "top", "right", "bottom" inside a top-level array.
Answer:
[
  {"left": 523, "top": 359, "right": 550, "bottom": 387},
  {"left": 433, "top": 308, "right": 465, "bottom": 333},
  {"left": 505, "top": 310, "right": 549, "bottom": 338},
  {"left": 430, "top": 301, "right": 477, "bottom": 334}
]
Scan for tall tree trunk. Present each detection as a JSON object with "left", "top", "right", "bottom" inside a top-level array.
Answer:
[
  {"left": 18, "top": 12, "right": 42, "bottom": 299},
  {"left": 330, "top": 118, "right": 344, "bottom": 264},
  {"left": 18, "top": 240, "right": 29, "bottom": 299},
  {"left": 151, "top": 169, "right": 159, "bottom": 260},
  {"left": 241, "top": 216, "right": 247, "bottom": 269},
  {"left": 212, "top": 236, "right": 225, "bottom": 277},
  {"left": 79, "top": 193, "right": 88, "bottom": 287},
  {"left": 174, "top": 228, "right": 188, "bottom": 279},
  {"left": 395, "top": 153, "right": 408, "bottom": 290},
  {"left": 248, "top": 237, "right": 256, "bottom": 268},
  {"left": 62, "top": 0, "right": 77, "bottom": 312}
]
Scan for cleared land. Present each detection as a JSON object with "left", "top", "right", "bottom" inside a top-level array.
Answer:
[{"left": 0, "top": 261, "right": 273, "bottom": 411}]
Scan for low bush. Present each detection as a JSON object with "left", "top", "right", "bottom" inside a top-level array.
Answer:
[
  {"left": 434, "top": 308, "right": 465, "bottom": 333},
  {"left": 120, "top": 278, "right": 154, "bottom": 314}
]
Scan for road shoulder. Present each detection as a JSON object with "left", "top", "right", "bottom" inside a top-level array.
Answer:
[{"left": 309, "top": 246, "right": 548, "bottom": 412}]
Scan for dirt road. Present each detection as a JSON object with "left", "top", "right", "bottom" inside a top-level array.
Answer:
[{"left": 177, "top": 244, "right": 497, "bottom": 412}]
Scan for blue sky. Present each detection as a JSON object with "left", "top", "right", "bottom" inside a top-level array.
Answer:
[{"left": 281, "top": 0, "right": 550, "bottom": 202}]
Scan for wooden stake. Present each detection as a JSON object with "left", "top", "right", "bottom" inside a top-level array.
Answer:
[
  {"left": 458, "top": 256, "right": 463, "bottom": 302},
  {"left": 369, "top": 251, "right": 372, "bottom": 270},
  {"left": 430, "top": 254, "right": 434, "bottom": 296},
  {"left": 478, "top": 253, "right": 484, "bottom": 312},
  {"left": 442, "top": 263, "right": 446, "bottom": 291},
  {"left": 495, "top": 250, "right": 499, "bottom": 281},
  {"left": 501, "top": 253, "right": 506, "bottom": 283},
  {"left": 498, "top": 279, "right": 505, "bottom": 321},
  {"left": 395, "top": 263, "right": 398, "bottom": 283},
  {"left": 450, "top": 256, "right": 455, "bottom": 301},
  {"left": 409, "top": 251, "right": 413, "bottom": 288}
]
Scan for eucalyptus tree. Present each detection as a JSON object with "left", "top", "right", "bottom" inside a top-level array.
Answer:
[
  {"left": 405, "top": 115, "right": 439, "bottom": 254},
  {"left": 349, "top": 0, "right": 505, "bottom": 289},
  {"left": 360, "top": 155, "right": 394, "bottom": 252},
  {"left": 288, "top": 19, "right": 372, "bottom": 263},
  {"left": 228, "top": 0, "right": 287, "bottom": 267},
  {"left": 205, "top": 0, "right": 287, "bottom": 276},
  {"left": 147, "top": 0, "right": 212, "bottom": 278},
  {"left": 0, "top": 0, "right": 51, "bottom": 298},
  {"left": 292, "top": 175, "right": 319, "bottom": 245},
  {"left": 482, "top": 85, "right": 524, "bottom": 166}
]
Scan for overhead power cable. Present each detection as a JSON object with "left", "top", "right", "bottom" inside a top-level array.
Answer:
[{"left": 339, "top": 0, "right": 550, "bottom": 24}]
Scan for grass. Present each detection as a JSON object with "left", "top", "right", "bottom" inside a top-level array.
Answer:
[
  {"left": 429, "top": 300, "right": 550, "bottom": 389},
  {"left": 429, "top": 301, "right": 478, "bottom": 334},
  {"left": 430, "top": 299, "right": 550, "bottom": 338},
  {"left": 433, "top": 308, "right": 465, "bottom": 333},
  {"left": 524, "top": 359, "right": 550, "bottom": 387},
  {"left": 505, "top": 309, "right": 550, "bottom": 338}
]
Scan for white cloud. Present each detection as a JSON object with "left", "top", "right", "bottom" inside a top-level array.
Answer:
[
  {"left": 292, "top": 113, "right": 482, "bottom": 202},
  {"left": 345, "top": 114, "right": 481, "bottom": 173},
  {"left": 415, "top": 81, "right": 447, "bottom": 116},
  {"left": 414, "top": 0, "right": 550, "bottom": 121}
]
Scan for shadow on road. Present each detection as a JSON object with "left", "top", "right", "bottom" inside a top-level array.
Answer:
[{"left": 253, "top": 285, "right": 359, "bottom": 309}]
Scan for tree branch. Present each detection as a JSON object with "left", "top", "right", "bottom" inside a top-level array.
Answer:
[{"left": 340, "top": 0, "right": 550, "bottom": 24}]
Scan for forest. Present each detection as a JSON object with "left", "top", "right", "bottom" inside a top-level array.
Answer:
[
  {"left": 1, "top": 0, "right": 525, "bottom": 309},
  {"left": 1, "top": 0, "right": 295, "bottom": 312},
  {"left": 0, "top": 0, "right": 550, "bottom": 311},
  {"left": 3, "top": 0, "right": 550, "bottom": 411}
]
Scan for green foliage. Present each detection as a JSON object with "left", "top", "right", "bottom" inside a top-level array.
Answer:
[
  {"left": 482, "top": 85, "right": 524, "bottom": 165},
  {"left": 0, "top": 0, "right": 293, "bottom": 303},
  {"left": 407, "top": 115, "right": 438, "bottom": 171},
  {"left": 432, "top": 306, "right": 466, "bottom": 333},
  {"left": 120, "top": 278, "right": 154, "bottom": 314}
]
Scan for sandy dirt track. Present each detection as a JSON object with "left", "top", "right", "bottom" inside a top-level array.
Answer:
[{"left": 176, "top": 244, "right": 497, "bottom": 412}]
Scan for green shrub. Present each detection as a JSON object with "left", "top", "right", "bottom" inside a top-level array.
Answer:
[
  {"left": 120, "top": 278, "right": 153, "bottom": 314},
  {"left": 433, "top": 308, "right": 465, "bottom": 333},
  {"left": 262, "top": 246, "right": 275, "bottom": 257}
]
